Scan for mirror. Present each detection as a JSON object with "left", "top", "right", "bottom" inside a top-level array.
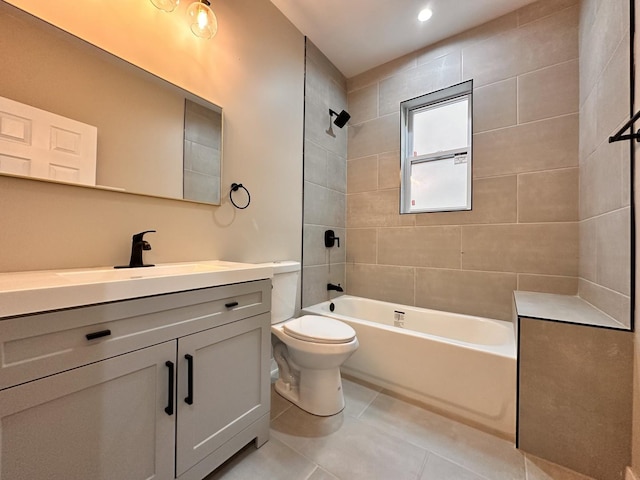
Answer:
[{"left": 0, "top": 2, "right": 222, "bottom": 205}]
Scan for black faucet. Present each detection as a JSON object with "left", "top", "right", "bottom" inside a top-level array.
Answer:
[
  {"left": 327, "top": 283, "right": 344, "bottom": 292},
  {"left": 115, "top": 230, "right": 156, "bottom": 268}
]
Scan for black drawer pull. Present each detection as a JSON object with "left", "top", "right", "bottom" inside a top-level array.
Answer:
[
  {"left": 86, "top": 329, "right": 111, "bottom": 341},
  {"left": 225, "top": 301, "right": 239, "bottom": 309},
  {"left": 165, "top": 361, "right": 175, "bottom": 416},
  {"left": 185, "top": 354, "right": 194, "bottom": 405}
]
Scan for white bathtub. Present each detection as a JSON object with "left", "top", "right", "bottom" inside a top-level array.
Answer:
[{"left": 302, "top": 295, "right": 517, "bottom": 438}]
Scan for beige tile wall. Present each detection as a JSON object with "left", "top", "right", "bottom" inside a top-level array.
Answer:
[
  {"left": 302, "top": 40, "right": 348, "bottom": 307},
  {"left": 345, "top": 0, "right": 581, "bottom": 321},
  {"left": 518, "top": 317, "right": 633, "bottom": 480},
  {"left": 578, "top": 0, "right": 631, "bottom": 328}
]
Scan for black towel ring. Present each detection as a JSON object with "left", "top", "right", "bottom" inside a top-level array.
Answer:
[{"left": 230, "top": 183, "right": 251, "bottom": 209}]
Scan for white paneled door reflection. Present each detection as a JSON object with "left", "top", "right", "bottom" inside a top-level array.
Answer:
[{"left": 0, "top": 95, "right": 97, "bottom": 186}]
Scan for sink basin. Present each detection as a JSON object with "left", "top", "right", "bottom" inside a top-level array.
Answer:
[{"left": 57, "top": 263, "right": 229, "bottom": 283}]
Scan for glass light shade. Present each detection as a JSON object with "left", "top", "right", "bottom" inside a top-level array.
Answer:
[
  {"left": 418, "top": 8, "right": 432, "bottom": 22},
  {"left": 187, "top": 0, "right": 218, "bottom": 39},
  {"left": 150, "top": 0, "right": 180, "bottom": 13}
]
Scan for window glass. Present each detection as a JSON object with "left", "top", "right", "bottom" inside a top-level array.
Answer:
[
  {"left": 409, "top": 155, "right": 470, "bottom": 211},
  {"left": 411, "top": 98, "right": 469, "bottom": 157}
]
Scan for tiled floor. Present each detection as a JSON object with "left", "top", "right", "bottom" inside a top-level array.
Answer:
[{"left": 207, "top": 376, "right": 594, "bottom": 480}]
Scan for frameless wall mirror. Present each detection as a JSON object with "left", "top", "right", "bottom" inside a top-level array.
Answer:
[
  {"left": 0, "top": 2, "right": 223, "bottom": 205},
  {"left": 400, "top": 80, "right": 473, "bottom": 214}
]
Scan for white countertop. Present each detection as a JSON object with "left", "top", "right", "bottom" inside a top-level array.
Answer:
[
  {"left": 513, "top": 291, "right": 627, "bottom": 330},
  {"left": 0, "top": 261, "right": 273, "bottom": 319}
]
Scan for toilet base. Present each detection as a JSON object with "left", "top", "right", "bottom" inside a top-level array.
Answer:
[{"left": 274, "top": 367, "right": 345, "bottom": 416}]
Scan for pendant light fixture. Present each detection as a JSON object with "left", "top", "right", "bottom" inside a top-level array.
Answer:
[
  {"left": 150, "top": 0, "right": 180, "bottom": 13},
  {"left": 187, "top": 0, "right": 218, "bottom": 39}
]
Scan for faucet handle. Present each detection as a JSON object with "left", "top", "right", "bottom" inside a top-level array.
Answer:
[
  {"left": 133, "top": 230, "right": 156, "bottom": 242},
  {"left": 324, "top": 230, "right": 340, "bottom": 248}
]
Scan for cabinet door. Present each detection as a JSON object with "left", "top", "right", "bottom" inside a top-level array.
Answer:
[
  {"left": 176, "top": 314, "right": 270, "bottom": 476},
  {"left": 0, "top": 341, "right": 176, "bottom": 480}
]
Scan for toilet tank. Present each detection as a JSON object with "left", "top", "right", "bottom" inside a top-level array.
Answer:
[{"left": 268, "top": 261, "right": 300, "bottom": 325}]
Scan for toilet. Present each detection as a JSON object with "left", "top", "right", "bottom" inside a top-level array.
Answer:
[{"left": 269, "top": 261, "right": 359, "bottom": 416}]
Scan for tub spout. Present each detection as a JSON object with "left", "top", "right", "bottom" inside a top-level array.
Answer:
[{"left": 327, "top": 283, "right": 344, "bottom": 292}]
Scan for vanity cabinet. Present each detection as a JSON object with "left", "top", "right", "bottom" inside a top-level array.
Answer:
[
  {"left": 0, "top": 341, "right": 176, "bottom": 480},
  {"left": 0, "top": 279, "right": 272, "bottom": 480},
  {"left": 175, "top": 314, "right": 270, "bottom": 478}
]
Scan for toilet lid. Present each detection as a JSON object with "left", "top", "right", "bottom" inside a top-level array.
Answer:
[{"left": 283, "top": 315, "right": 356, "bottom": 344}]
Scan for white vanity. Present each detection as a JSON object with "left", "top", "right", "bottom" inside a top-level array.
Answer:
[{"left": 0, "top": 261, "right": 273, "bottom": 480}]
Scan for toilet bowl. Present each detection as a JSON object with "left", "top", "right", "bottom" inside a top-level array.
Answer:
[{"left": 267, "top": 261, "right": 358, "bottom": 416}]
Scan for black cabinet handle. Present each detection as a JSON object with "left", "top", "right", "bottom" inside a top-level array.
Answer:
[
  {"left": 225, "top": 301, "right": 239, "bottom": 309},
  {"left": 185, "top": 354, "right": 194, "bottom": 405},
  {"left": 165, "top": 361, "right": 174, "bottom": 416},
  {"left": 86, "top": 329, "right": 111, "bottom": 341}
]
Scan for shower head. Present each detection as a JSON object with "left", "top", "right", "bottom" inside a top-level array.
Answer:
[{"left": 329, "top": 109, "right": 351, "bottom": 128}]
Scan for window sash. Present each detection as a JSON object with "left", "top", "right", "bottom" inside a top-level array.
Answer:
[
  {"left": 406, "top": 150, "right": 471, "bottom": 213},
  {"left": 407, "top": 97, "right": 470, "bottom": 158},
  {"left": 400, "top": 80, "right": 473, "bottom": 214}
]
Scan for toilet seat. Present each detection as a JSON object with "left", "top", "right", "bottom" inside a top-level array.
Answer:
[{"left": 283, "top": 315, "right": 356, "bottom": 344}]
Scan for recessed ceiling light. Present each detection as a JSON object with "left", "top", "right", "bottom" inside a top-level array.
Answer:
[{"left": 418, "top": 8, "right": 432, "bottom": 22}]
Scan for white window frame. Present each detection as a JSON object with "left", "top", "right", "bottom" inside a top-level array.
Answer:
[{"left": 400, "top": 80, "right": 473, "bottom": 214}]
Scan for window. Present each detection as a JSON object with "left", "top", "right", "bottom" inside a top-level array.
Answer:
[{"left": 400, "top": 80, "right": 473, "bottom": 214}]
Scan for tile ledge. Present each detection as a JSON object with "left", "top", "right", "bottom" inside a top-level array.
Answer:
[{"left": 513, "top": 291, "right": 628, "bottom": 330}]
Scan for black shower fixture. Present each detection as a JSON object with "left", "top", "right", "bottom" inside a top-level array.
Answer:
[{"left": 329, "top": 109, "right": 351, "bottom": 128}]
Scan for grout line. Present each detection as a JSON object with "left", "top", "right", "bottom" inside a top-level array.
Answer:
[
  {"left": 413, "top": 267, "right": 417, "bottom": 306},
  {"left": 515, "top": 171, "right": 520, "bottom": 224},
  {"left": 578, "top": 276, "right": 631, "bottom": 298},
  {"left": 517, "top": 3, "right": 578, "bottom": 29},
  {"left": 375, "top": 228, "right": 379, "bottom": 265},
  {"left": 418, "top": 450, "right": 431, "bottom": 479},
  {"left": 516, "top": 74, "right": 520, "bottom": 125},
  {"left": 426, "top": 452, "right": 495, "bottom": 480},
  {"left": 269, "top": 402, "right": 293, "bottom": 423},
  {"left": 348, "top": 262, "right": 582, "bottom": 285},
  {"left": 376, "top": 81, "right": 380, "bottom": 119},
  {"left": 581, "top": 205, "right": 631, "bottom": 222},
  {"left": 271, "top": 437, "right": 329, "bottom": 478},
  {"left": 459, "top": 226, "right": 463, "bottom": 270},
  {"left": 348, "top": 220, "right": 579, "bottom": 229},
  {"left": 475, "top": 111, "right": 577, "bottom": 135},
  {"left": 302, "top": 466, "right": 320, "bottom": 480},
  {"left": 356, "top": 388, "right": 381, "bottom": 420},
  {"left": 347, "top": 148, "right": 399, "bottom": 162}
]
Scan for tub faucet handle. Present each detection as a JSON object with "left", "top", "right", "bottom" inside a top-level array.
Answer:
[
  {"left": 324, "top": 230, "right": 340, "bottom": 248},
  {"left": 327, "top": 283, "right": 344, "bottom": 292}
]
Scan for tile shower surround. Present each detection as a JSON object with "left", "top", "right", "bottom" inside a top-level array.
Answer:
[
  {"left": 577, "top": 0, "right": 631, "bottom": 327},
  {"left": 207, "top": 377, "right": 595, "bottom": 480},
  {"left": 302, "top": 40, "right": 348, "bottom": 308},
  {"left": 342, "top": 0, "right": 629, "bottom": 323}
]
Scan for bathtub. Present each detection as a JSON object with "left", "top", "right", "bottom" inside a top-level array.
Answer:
[{"left": 301, "top": 295, "right": 517, "bottom": 438}]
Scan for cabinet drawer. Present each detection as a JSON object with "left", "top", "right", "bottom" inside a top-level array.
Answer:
[{"left": 0, "top": 279, "right": 270, "bottom": 390}]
